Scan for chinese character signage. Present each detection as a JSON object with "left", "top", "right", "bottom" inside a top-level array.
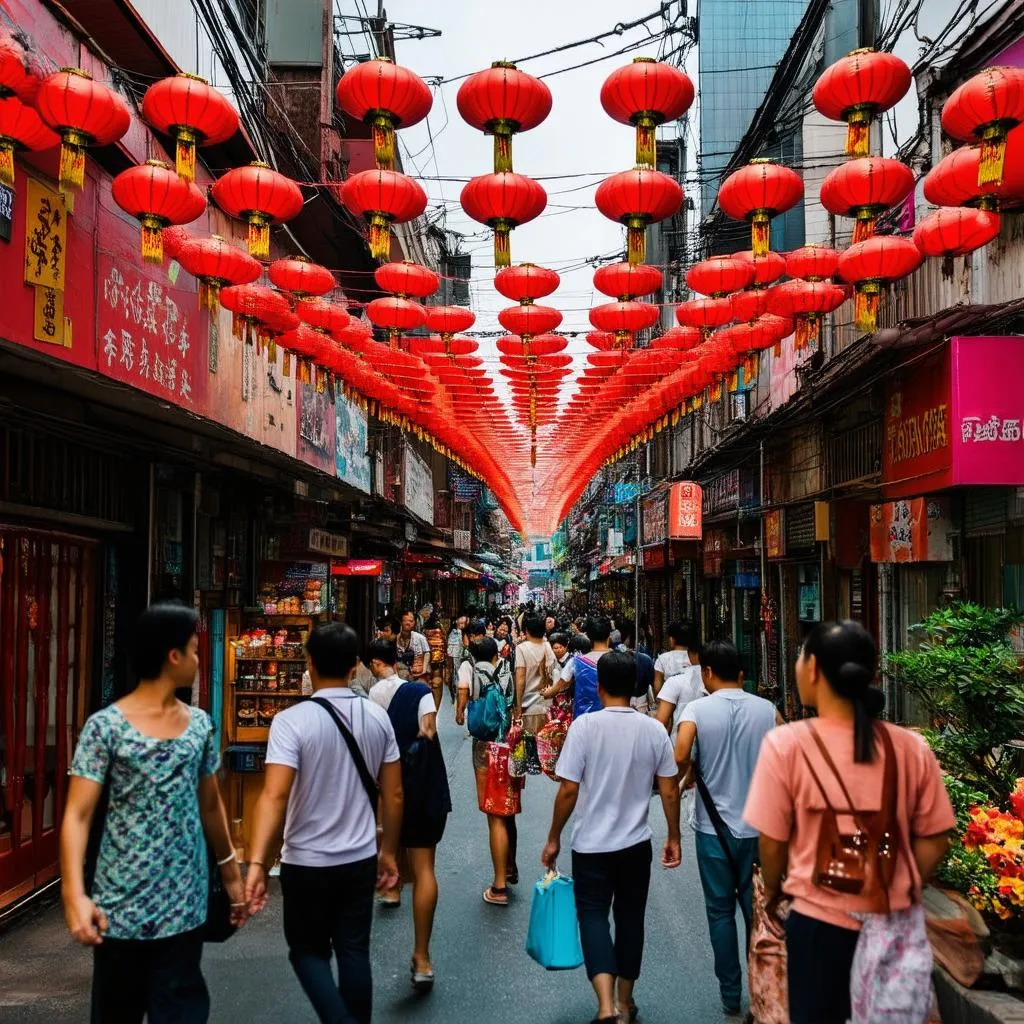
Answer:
[
  {"left": 335, "top": 393, "right": 370, "bottom": 493},
  {"left": 668, "top": 482, "right": 702, "bottom": 539},
  {"left": 641, "top": 490, "right": 668, "bottom": 546},
  {"left": 448, "top": 466, "right": 482, "bottom": 502},
  {"left": 869, "top": 497, "right": 953, "bottom": 563},
  {"left": 765, "top": 509, "right": 785, "bottom": 559},
  {"left": 403, "top": 446, "right": 434, "bottom": 525},
  {"left": 33, "top": 284, "right": 65, "bottom": 346},
  {"left": 642, "top": 545, "right": 666, "bottom": 571},
  {"left": 24, "top": 177, "right": 65, "bottom": 290}
]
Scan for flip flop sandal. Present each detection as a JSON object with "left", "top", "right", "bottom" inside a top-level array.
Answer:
[
  {"left": 482, "top": 886, "right": 509, "bottom": 906},
  {"left": 506, "top": 867, "right": 519, "bottom": 885},
  {"left": 411, "top": 959, "right": 435, "bottom": 992}
]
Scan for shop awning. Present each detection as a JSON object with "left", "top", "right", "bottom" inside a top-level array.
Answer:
[
  {"left": 331, "top": 559, "right": 384, "bottom": 577},
  {"left": 453, "top": 557, "right": 482, "bottom": 577}
]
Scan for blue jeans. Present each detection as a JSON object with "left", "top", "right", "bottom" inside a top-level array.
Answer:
[{"left": 694, "top": 830, "right": 758, "bottom": 1010}]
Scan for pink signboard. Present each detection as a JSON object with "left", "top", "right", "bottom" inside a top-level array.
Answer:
[{"left": 950, "top": 336, "right": 1024, "bottom": 486}]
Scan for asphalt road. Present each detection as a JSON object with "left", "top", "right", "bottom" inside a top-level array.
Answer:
[{"left": 2, "top": 701, "right": 738, "bottom": 1022}]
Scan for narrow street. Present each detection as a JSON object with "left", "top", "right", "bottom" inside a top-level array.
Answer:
[{"left": 2, "top": 703, "right": 729, "bottom": 1023}]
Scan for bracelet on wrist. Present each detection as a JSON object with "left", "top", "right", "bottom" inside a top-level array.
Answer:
[
  {"left": 248, "top": 859, "right": 265, "bottom": 868},
  {"left": 217, "top": 851, "right": 238, "bottom": 867}
]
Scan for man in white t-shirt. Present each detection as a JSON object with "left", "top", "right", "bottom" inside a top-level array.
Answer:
[
  {"left": 245, "top": 623, "right": 402, "bottom": 1024},
  {"left": 653, "top": 621, "right": 700, "bottom": 696},
  {"left": 514, "top": 613, "right": 558, "bottom": 735},
  {"left": 396, "top": 610, "right": 430, "bottom": 683},
  {"left": 542, "top": 650, "right": 681, "bottom": 1024}
]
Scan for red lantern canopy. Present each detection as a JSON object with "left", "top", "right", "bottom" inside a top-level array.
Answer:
[
  {"left": 675, "top": 297, "right": 733, "bottom": 334},
  {"left": 718, "top": 159, "right": 803, "bottom": 256},
  {"left": 766, "top": 279, "right": 846, "bottom": 350},
  {"left": 35, "top": 68, "right": 130, "bottom": 206},
  {"left": 335, "top": 57, "right": 432, "bottom": 170},
  {"left": 942, "top": 66, "right": 1024, "bottom": 188},
  {"left": 497, "top": 304, "right": 563, "bottom": 337},
  {"left": 733, "top": 249, "right": 786, "bottom": 286},
  {"left": 812, "top": 49, "right": 912, "bottom": 156},
  {"left": 686, "top": 256, "right": 755, "bottom": 297},
  {"left": 593, "top": 261, "right": 663, "bottom": 299},
  {"left": 0, "top": 34, "right": 39, "bottom": 103},
  {"left": 340, "top": 168, "right": 428, "bottom": 261},
  {"left": 0, "top": 96, "right": 58, "bottom": 186},
  {"left": 460, "top": 172, "right": 547, "bottom": 268},
  {"left": 786, "top": 244, "right": 841, "bottom": 281},
  {"left": 268, "top": 257, "right": 336, "bottom": 298},
  {"left": 589, "top": 300, "right": 659, "bottom": 343},
  {"left": 111, "top": 161, "right": 206, "bottom": 264},
  {"left": 212, "top": 162, "right": 303, "bottom": 258},
  {"left": 595, "top": 168, "right": 682, "bottom": 265},
  {"left": 374, "top": 260, "right": 439, "bottom": 298},
  {"left": 457, "top": 61, "right": 552, "bottom": 172},
  {"left": 837, "top": 236, "right": 922, "bottom": 332},
  {"left": 494, "top": 263, "right": 560, "bottom": 301},
  {"left": 912, "top": 207, "right": 1001, "bottom": 259},
  {"left": 177, "top": 234, "right": 262, "bottom": 310},
  {"left": 820, "top": 157, "right": 915, "bottom": 243},
  {"left": 142, "top": 73, "right": 239, "bottom": 182},
  {"left": 600, "top": 57, "right": 694, "bottom": 168}
]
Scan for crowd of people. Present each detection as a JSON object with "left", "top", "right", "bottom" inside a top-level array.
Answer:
[{"left": 59, "top": 599, "right": 955, "bottom": 1024}]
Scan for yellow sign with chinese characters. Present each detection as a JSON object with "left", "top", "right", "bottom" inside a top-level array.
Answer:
[
  {"left": 33, "top": 285, "right": 67, "bottom": 347},
  {"left": 24, "top": 177, "right": 67, "bottom": 291}
]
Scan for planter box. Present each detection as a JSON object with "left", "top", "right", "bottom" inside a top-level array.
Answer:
[{"left": 935, "top": 967, "right": 1024, "bottom": 1024}]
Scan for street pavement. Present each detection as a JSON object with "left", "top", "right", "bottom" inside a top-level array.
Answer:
[{"left": 2, "top": 700, "right": 740, "bottom": 1022}]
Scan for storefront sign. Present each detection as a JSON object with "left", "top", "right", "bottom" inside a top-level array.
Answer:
[
  {"left": 703, "top": 469, "right": 740, "bottom": 515},
  {"left": 668, "top": 482, "right": 702, "bottom": 539},
  {"left": 641, "top": 490, "right": 668, "bottom": 546},
  {"left": 33, "top": 284, "right": 65, "bottom": 346},
  {"left": 434, "top": 491, "right": 452, "bottom": 529},
  {"left": 869, "top": 497, "right": 954, "bottom": 563},
  {"left": 306, "top": 528, "right": 349, "bottom": 559},
  {"left": 613, "top": 482, "right": 641, "bottom": 505},
  {"left": 0, "top": 182, "right": 14, "bottom": 242},
  {"left": 331, "top": 559, "right": 383, "bottom": 576},
  {"left": 448, "top": 466, "right": 482, "bottom": 502},
  {"left": 24, "top": 177, "right": 66, "bottom": 290},
  {"left": 642, "top": 545, "right": 666, "bottom": 571},
  {"left": 335, "top": 394, "right": 370, "bottom": 493},
  {"left": 703, "top": 529, "right": 726, "bottom": 577},
  {"left": 403, "top": 446, "right": 434, "bottom": 524},
  {"left": 765, "top": 509, "right": 785, "bottom": 559},
  {"left": 453, "top": 528, "right": 472, "bottom": 551}
]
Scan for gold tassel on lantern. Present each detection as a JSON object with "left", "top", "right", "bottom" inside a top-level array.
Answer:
[
  {"left": 744, "top": 352, "right": 759, "bottom": 382},
  {"left": 246, "top": 213, "right": 271, "bottom": 259},
  {"left": 750, "top": 210, "right": 770, "bottom": 257},
  {"left": 806, "top": 316, "right": 821, "bottom": 350},
  {"left": 846, "top": 106, "right": 871, "bottom": 157},
  {"left": 854, "top": 281, "right": 881, "bottom": 333},
  {"left": 139, "top": 214, "right": 165, "bottom": 265},
  {"left": 175, "top": 127, "right": 198, "bottom": 182},
  {"left": 267, "top": 338, "right": 277, "bottom": 363},
  {"left": 493, "top": 219, "right": 512, "bottom": 268},
  {"left": 710, "top": 380, "right": 722, "bottom": 402},
  {"left": 0, "top": 139, "right": 14, "bottom": 187},
  {"left": 979, "top": 125, "right": 1008, "bottom": 187},
  {"left": 282, "top": 352, "right": 292, "bottom": 376},
  {"left": 368, "top": 212, "right": 391, "bottom": 261},
  {"left": 626, "top": 214, "right": 647, "bottom": 265},
  {"left": 493, "top": 119, "right": 514, "bottom": 173},
  {"left": 59, "top": 129, "right": 88, "bottom": 192},
  {"left": 634, "top": 113, "right": 657, "bottom": 169},
  {"left": 853, "top": 210, "right": 877, "bottom": 244},
  {"left": 198, "top": 279, "right": 220, "bottom": 312},
  {"left": 727, "top": 370, "right": 739, "bottom": 394},
  {"left": 370, "top": 112, "right": 397, "bottom": 170},
  {"left": 794, "top": 319, "right": 809, "bottom": 351}
]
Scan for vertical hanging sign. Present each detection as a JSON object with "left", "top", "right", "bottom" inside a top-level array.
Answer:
[{"left": 24, "top": 177, "right": 69, "bottom": 346}]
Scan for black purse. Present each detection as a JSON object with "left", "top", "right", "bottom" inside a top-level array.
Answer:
[{"left": 202, "top": 843, "right": 237, "bottom": 943}]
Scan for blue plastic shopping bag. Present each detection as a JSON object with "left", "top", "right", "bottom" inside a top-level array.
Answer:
[{"left": 525, "top": 871, "right": 584, "bottom": 971}]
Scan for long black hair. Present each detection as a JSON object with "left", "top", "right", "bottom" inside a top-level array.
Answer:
[{"left": 802, "top": 620, "right": 884, "bottom": 763}]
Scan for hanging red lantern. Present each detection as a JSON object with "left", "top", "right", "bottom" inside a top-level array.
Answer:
[
  {"left": 922, "top": 126, "right": 1024, "bottom": 210},
  {"left": 268, "top": 256, "right": 336, "bottom": 298},
  {"left": 142, "top": 73, "right": 239, "bottom": 182},
  {"left": 585, "top": 330, "right": 626, "bottom": 351},
  {"left": 297, "top": 298, "right": 352, "bottom": 338},
  {"left": 595, "top": 168, "right": 682, "bottom": 265},
  {"left": 766, "top": 279, "right": 846, "bottom": 350},
  {"left": 0, "top": 34, "right": 40, "bottom": 103},
  {"left": 820, "top": 157, "right": 915, "bottom": 243},
  {"left": 424, "top": 306, "right": 476, "bottom": 346},
  {"left": 589, "top": 300, "right": 660, "bottom": 343},
  {"left": 211, "top": 162, "right": 303, "bottom": 258},
  {"left": 837, "top": 235, "right": 922, "bottom": 332},
  {"left": 497, "top": 303, "right": 563, "bottom": 337},
  {"left": 718, "top": 159, "right": 803, "bottom": 256},
  {"left": 593, "top": 261, "right": 663, "bottom": 299},
  {"left": 0, "top": 96, "right": 58, "bottom": 186},
  {"left": 600, "top": 57, "right": 694, "bottom": 168},
  {"left": 731, "top": 289, "right": 770, "bottom": 323},
  {"left": 162, "top": 226, "right": 193, "bottom": 262},
  {"left": 460, "top": 172, "right": 546, "bottom": 267},
  {"left": 942, "top": 66, "right": 1024, "bottom": 188},
  {"left": 652, "top": 325, "right": 702, "bottom": 351},
  {"left": 497, "top": 334, "right": 567, "bottom": 357},
  {"left": 220, "top": 284, "right": 290, "bottom": 344},
  {"left": 686, "top": 255, "right": 755, "bottom": 297},
  {"left": 177, "top": 234, "right": 262, "bottom": 310},
  {"left": 494, "top": 263, "right": 560, "bottom": 301},
  {"left": 912, "top": 207, "right": 1001, "bottom": 259},
  {"left": 675, "top": 297, "right": 732, "bottom": 334},
  {"left": 340, "top": 168, "right": 428, "bottom": 261},
  {"left": 457, "top": 62, "right": 551, "bottom": 172},
  {"left": 732, "top": 249, "right": 786, "bottom": 286},
  {"left": 257, "top": 305, "right": 301, "bottom": 363},
  {"left": 374, "top": 260, "right": 439, "bottom": 298},
  {"left": 111, "top": 161, "right": 207, "bottom": 264},
  {"left": 35, "top": 68, "right": 130, "bottom": 205},
  {"left": 812, "top": 49, "right": 912, "bottom": 156},
  {"left": 335, "top": 57, "right": 432, "bottom": 170},
  {"left": 786, "top": 244, "right": 841, "bottom": 281},
  {"left": 366, "top": 295, "right": 426, "bottom": 343}
]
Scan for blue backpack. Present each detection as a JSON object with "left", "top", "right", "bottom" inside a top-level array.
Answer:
[
  {"left": 467, "top": 662, "right": 511, "bottom": 741},
  {"left": 572, "top": 653, "right": 602, "bottom": 719}
]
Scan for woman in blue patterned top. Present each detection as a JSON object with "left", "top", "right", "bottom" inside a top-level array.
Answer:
[{"left": 60, "top": 602, "right": 247, "bottom": 1023}]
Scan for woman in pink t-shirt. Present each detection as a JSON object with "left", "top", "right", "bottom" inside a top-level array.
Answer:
[{"left": 744, "top": 621, "right": 954, "bottom": 1024}]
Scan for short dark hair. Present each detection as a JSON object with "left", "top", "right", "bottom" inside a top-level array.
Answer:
[
  {"left": 586, "top": 616, "right": 612, "bottom": 643},
  {"left": 568, "top": 634, "right": 592, "bottom": 655},
  {"left": 523, "top": 613, "right": 546, "bottom": 638},
  {"left": 469, "top": 636, "right": 498, "bottom": 662},
  {"left": 366, "top": 638, "right": 397, "bottom": 666},
  {"left": 306, "top": 622, "right": 360, "bottom": 679},
  {"left": 131, "top": 602, "right": 199, "bottom": 679},
  {"left": 701, "top": 640, "right": 742, "bottom": 683},
  {"left": 399, "top": 609, "right": 416, "bottom": 623},
  {"left": 548, "top": 631, "right": 570, "bottom": 649},
  {"left": 668, "top": 620, "right": 700, "bottom": 649},
  {"left": 376, "top": 614, "right": 400, "bottom": 633},
  {"left": 468, "top": 618, "right": 488, "bottom": 639},
  {"left": 598, "top": 649, "right": 636, "bottom": 698}
]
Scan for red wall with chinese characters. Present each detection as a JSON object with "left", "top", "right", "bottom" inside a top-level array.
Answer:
[{"left": 667, "top": 482, "right": 702, "bottom": 540}]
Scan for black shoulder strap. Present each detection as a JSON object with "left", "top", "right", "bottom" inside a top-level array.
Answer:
[
  {"left": 310, "top": 697, "right": 379, "bottom": 809},
  {"left": 694, "top": 763, "right": 742, "bottom": 891}
]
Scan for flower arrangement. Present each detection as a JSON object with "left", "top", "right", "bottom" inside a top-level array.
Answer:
[{"left": 959, "top": 779, "right": 1024, "bottom": 922}]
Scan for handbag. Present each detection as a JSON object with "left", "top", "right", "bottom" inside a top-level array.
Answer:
[
  {"left": 480, "top": 740, "right": 522, "bottom": 817},
  {"left": 536, "top": 716, "right": 568, "bottom": 779},
  {"left": 748, "top": 868, "right": 789, "bottom": 1024},
  {"left": 525, "top": 871, "right": 585, "bottom": 971}
]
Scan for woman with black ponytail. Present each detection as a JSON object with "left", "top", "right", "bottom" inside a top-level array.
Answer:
[{"left": 743, "top": 621, "right": 955, "bottom": 1024}]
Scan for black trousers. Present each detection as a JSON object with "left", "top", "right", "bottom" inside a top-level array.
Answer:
[
  {"left": 786, "top": 909, "right": 861, "bottom": 1024},
  {"left": 280, "top": 857, "right": 377, "bottom": 1024},
  {"left": 91, "top": 927, "right": 208, "bottom": 1024},
  {"left": 571, "top": 840, "right": 653, "bottom": 981}
]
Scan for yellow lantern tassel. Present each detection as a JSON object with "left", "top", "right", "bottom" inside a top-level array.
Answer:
[
  {"left": 978, "top": 126, "right": 1007, "bottom": 187},
  {"left": 198, "top": 279, "right": 220, "bottom": 312},
  {"left": 175, "top": 128, "right": 198, "bottom": 182},
  {"left": 140, "top": 215, "right": 164, "bottom": 265},
  {"left": 806, "top": 316, "right": 821, "bottom": 349},
  {"left": 710, "top": 380, "right": 722, "bottom": 402},
  {"left": 59, "top": 130, "right": 87, "bottom": 192},
  {"left": 368, "top": 212, "right": 391, "bottom": 260},
  {"left": 727, "top": 370, "right": 739, "bottom": 394},
  {"left": 493, "top": 123, "right": 514, "bottom": 173},
  {"left": 853, "top": 211, "right": 877, "bottom": 244},
  {"left": 846, "top": 107, "right": 871, "bottom": 157},
  {"left": 794, "top": 319, "right": 809, "bottom": 351},
  {"left": 670, "top": 408, "right": 680, "bottom": 427},
  {"left": 371, "top": 113, "right": 396, "bottom": 170},
  {"left": 692, "top": 392, "right": 704, "bottom": 410},
  {"left": 493, "top": 220, "right": 512, "bottom": 268},
  {"left": 282, "top": 352, "right": 292, "bottom": 376},
  {"left": 316, "top": 368, "right": 326, "bottom": 395},
  {"left": 751, "top": 210, "right": 770, "bottom": 257},
  {"left": 635, "top": 114, "right": 657, "bottom": 169},
  {"left": 0, "top": 140, "right": 14, "bottom": 186},
  {"left": 626, "top": 215, "right": 647, "bottom": 265},
  {"left": 246, "top": 213, "right": 271, "bottom": 259},
  {"left": 267, "top": 338, "right": 277, "bottom": 363},
  {"left": 744, "top": 352, "right": 759, "bottom": 382},
  {"left": 854, "top": 282, "right": 880, "bottom": 333},
  {"left": 230, "top": 313, "right": 243, "bottom": 340}
]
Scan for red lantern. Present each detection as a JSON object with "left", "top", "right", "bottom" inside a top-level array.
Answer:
[
  {"left": 35, "top": 68, "right": 130, "bottom": 206},
  {"left": 686, "top": 256, "right": 755, "bottom": 297},
  {"left": 731, "top": 289, "right": 769, "bottom": 323},
  {"left": 942, "top": 66, "right": 1024, "bottom": 187},
  {"left": 718, "top": 160, "right": 803, "bottom": 256},
  {"left": 766, "top": 279, "right": 846, "bottom": 350},
  {"left": 837, "top": 236, "right": 922, "bottom": 332},
  {"left": 812, "top": 49, "right": 912, "bottom": 156},
  {"left": 424, "top": 306, "right": 476, "bottom": 339},
  {"left": 220, "top": 284, "right": 290, "bottom": 344},
  {"left": 675, "top": 297, "right": 732, "bottom": 334},
  {"left": 652, "top": 325, "right": 701, "bottom": 351},
  {"left": 112, "top": 161, "right": 207, "bottom": 264},
  {"left": 374, "top": 260, "right": 439, "bottom": 298},
  {"left": 0, "top": 34, "right": 39, "bottom": 103},
  {"left": 366, "top": 295, "right": 426, "bottom": 342},
  {"left": 585, "top": 330, "right": 624, "bottom": 351},
  {"left": 922, "top": 126, "right": 1024, "bottom": 210},
  {"left": 497, "top": 304, "right": 563, "bottom": 337},
  {"left": 460, "top": 172, "right": 546, "bottom": 268},
  {"left": 340, "top": 168, "right": 428, "bottom": 261},
  {"left": 590, "top": 300, "right": 659, "bottom": 342},
  {"left": 335, "top": 57, "right": 432, "bottom": 170},
  {"left": 497, "top": 335, "right": 567, "bottom": 358},
  {"left": 786, "top": 244, "right": 840, "bottom": 281},
  {"left": 820, "top": 157, "right": 915, "bottom": 243},
  {"left": 595, "top": 168, "right": 682, "bottom": 265},
  {"left": 0, "top": 96, "right": 58, "bottom": 185},
  {"left": 593, "top": 261, "right": 663, "bottom": 299},
  {"left": 600, "top": 57, "right": 694, "bottom": 168},
  {"left": 257, "top": 305, "right": 301, "bottom": 364},
  {"left": 494, "top": 263, "right": 560, "bottom": 301},
  {"left": 212, "top": 162, "right": 303, "bottom": 258},
  {"left": 177, "top": 234, "right": 262, "bottom": 310},
  {"left": 268, "top": 257, "right": 336, "bottom": 298},
  {"left": 457, "top": 62, "right": 552, "bottom": 172},
  {"left": 733, "top": 249, "right": 786, "bottom": 286},
  {"left": 142, "top": 74, "right": 239, "bottom": 182},
  {"left": 297, "top": 298, "right": 352, "bottom": 338},
  {"left": 912, "top": 207, "right": 1001, "bottom": 259}
]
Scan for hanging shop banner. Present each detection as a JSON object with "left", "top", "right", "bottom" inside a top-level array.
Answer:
[
  {"left": 448, "top": 466, "right": 482, "bottom": 502},
  {"left": 453, "top": 528, "right": 472, "bottom": 551},
  {"left": 24, "top": 176, "right": 66, "bottom": 291},
  {"left": 642, "top": 545, "right": 666, "bottom": 571},
  {"left": 335, "top": 394, "right": 371, "bottom": 493},
  {"left": 703, "top": 469, "right": 740, "bottom": 516},
  {"left": 668, "top": 482, "right": 702, "bottom": 539},
  {"left": 703, "top": 529, "right": 727, "bottom": 577},
  {"left": 331, "top": 559, "right": 383, "bottom": 577},
  {"left": 869, "top": 497, "right": 954, "bottom": 563},
  {"left": 403, "top": 446, "right": 434, "bottom": 525},
  {"left": 765, "top": 509, "right": 785, "bottom": 559},
  {"left": 641, "top": 489, "right": 668, "bottom": 546}
]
